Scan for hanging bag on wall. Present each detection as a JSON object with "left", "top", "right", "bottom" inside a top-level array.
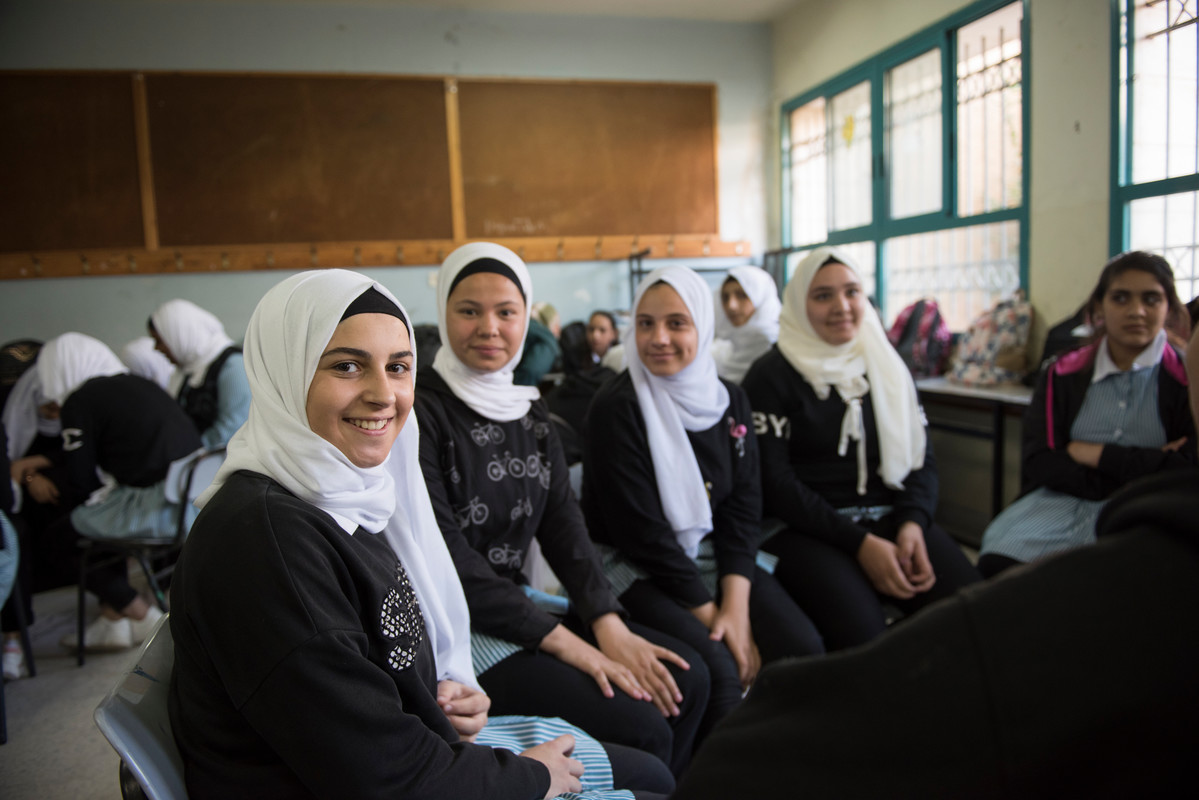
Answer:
[
  {"left": 948, "top": 290, "right": 1033, "bottom": 387},
  {"left": 887, "top": 298, "right": 952, "bottom": 379}
]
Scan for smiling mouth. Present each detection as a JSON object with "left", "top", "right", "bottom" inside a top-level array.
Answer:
[{"left": 348, "top": 418, "right": 390, "bottom": 431}]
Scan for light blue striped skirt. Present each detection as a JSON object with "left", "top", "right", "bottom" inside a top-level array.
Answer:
[
  {"left": 599, "top": 537, "right": 779, "bottom": 600},
  {"left": 69, "top": 480, "right": 186, "bottom": 540},
  {"left": 476, "top": 715, "right": 633, "bottom": 799},
  {"left": 979, "top": 487, "right": 1106, "bottom": 563}
]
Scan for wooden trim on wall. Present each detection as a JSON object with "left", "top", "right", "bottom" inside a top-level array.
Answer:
[
  {"left": 444, "top": 78, "right": 467, "bottom": 243},
  {"left": 131, "top": 73, "right": 160, "bottom": 251}
]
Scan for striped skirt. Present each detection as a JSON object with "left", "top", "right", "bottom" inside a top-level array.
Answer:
[{"left": 476, "top": 715, "right": 633, "bottom": 799}]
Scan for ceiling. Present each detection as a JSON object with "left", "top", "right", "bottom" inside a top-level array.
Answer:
[{"left": 186, "top": 0, "right": 803, "bottom": 24}]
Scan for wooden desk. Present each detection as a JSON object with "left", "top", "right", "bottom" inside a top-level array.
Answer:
[{"left": 916, "top": 377, "right": 1033, "bottom": 518}]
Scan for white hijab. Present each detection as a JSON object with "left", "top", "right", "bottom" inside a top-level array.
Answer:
[
  {"left": 195, "top": 268, "right": 477, "bottom": 688},
  {"left": 431, "top": 242, "right": 540, "bottom": 422},
  {"left": 627, "top": 266, "right": 730, "bottom": 559},
  {"left": 120, "top": 336, "right": 176, "bottom": 391},
  {"left": 712, "top": 265, "right": 782, "bottom": 384},
  {"left": 36, "top": 333, "right": 129, "bottom": 407},
  {"left": 2, "top": 368, "right": 61, "bottom": 461},
  {"left": 150, "top": 299, "right": 235, "bottom": 389},
  {"left": 777, "top": 247, "right": 925, "bottom": 494}
]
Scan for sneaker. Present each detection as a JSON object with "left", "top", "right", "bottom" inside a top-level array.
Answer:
[
  {"left": 60, "top": 616, "right": 133, "bottom": 652},
  {"left": 129, "top": 605, "right": 165, "bottom": 645},
  {"left": 2, "top": 643, "right": 28, "bottom": 681}
]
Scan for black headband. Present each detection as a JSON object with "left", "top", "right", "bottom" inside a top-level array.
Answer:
[
  {"left": 448, "top": 258, "right": 526, "bottom": 300},
  {"left": 341, "top": 286, "right": 408, "bottom": 327}
]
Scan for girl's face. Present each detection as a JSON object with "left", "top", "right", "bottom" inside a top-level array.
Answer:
[
  {"left": 635, "top": 283, "right": 699, "bottom": 377},
  {"left": 805, "top": 261, "right": 865, "bottom": 346},
  {"left": 148, "top": 324, "right": 178, "bottom": 366},
  {"left": 1097, "top": 269, "right": 1169, "bottom": 357},
  {"left": 587, "top": 313, "right": 617, "bottom": 357},
  {"left": 306, "top": 313, "right": 414, "bottom": 469},
  {"left": 720, "top": 279, "right": 756, "bottom": 328},
  {"left": 446, "top": 272, "right": 526, "bottom": 373}
]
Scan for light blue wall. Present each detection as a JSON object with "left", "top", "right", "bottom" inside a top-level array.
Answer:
[{"left": 0, "top": 0, "right": 769, "bottom": 348}]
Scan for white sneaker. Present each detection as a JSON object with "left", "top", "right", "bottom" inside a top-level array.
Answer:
[
  {"left": 129, "top": 605, "right": 165, "bottom": 644},
  {"left": 60, "top": 616, "right": 133, "bottom": 652},
  {"left": 2, "top": 643, "right": 27, "bottom": 681}
]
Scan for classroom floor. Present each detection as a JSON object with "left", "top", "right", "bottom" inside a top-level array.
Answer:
[{"left": 1, "top": 585, "right": 128, "bottom": 800}]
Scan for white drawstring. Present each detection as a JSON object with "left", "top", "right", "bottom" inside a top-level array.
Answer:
[{"left": 837, "top": 397, "right": 868, "bottom": 496}]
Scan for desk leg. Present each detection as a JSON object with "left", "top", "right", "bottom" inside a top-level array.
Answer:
[{"left": 992, "top": 404, "right": 1005, "bottom": 518}]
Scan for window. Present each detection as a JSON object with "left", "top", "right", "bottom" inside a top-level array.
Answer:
[
  {"left": 781, "top": 0, "right": 1028, "bottom": 330},
  {"left": 1113, "top": 0, "right": 1199, "bottom": 302}
]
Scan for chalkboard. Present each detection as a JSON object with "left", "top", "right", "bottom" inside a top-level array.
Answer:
[
  {"left": 458, "top": 80, "right": 718, "bottom": 239},
  {"left": 145, "top": 74, "right": 454, "bottom": 246},
  {"left": 0, "top": 73, "right": 144, "bottom": 253}
]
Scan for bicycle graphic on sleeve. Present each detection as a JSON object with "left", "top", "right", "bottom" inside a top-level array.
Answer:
[
  {"left": 487, "top": 543, "right": 524, "bottom": 569},
  {"left": 453, "top": 496, "right": 489, "bottom": 528}
]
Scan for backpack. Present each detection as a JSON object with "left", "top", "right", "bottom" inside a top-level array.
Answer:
[
  {"left": 887, "top": 299, "right": 952, "bottom": 379},
  {"left": 948, "top": 290, "right": 1033, "bottom": 387}
]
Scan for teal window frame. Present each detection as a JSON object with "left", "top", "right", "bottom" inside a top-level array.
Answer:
[
  {"left": 779, "top": 0, "right": 1031, "bottom": 322},
  {"left": 1108, "top": 0, "right": 1199, "bottom": 257}
]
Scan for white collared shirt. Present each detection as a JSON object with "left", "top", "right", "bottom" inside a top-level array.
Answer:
[{"left": 1092, "top": 329, "right": 1166, "bottom": 384}]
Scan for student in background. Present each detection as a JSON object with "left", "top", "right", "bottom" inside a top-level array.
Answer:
[
  {"left": 38, "top": 333, "right": 201, "bottom": 652},
  {"left": 670, "top": 319, "right": 1199, "bottom": 800},
  {"left": 544, "top": 321, "right": 616, "bottom": 465},
  {"left": 168, "top": 268, "right": 646, "bottom": 800},
  {"left": 978, "top": 251, "right": 1195, "bottom": 577},
  {"left": 415, "top": 243, "right": 707, "bottom": 782},
  {"left": 742, "top": 247, "right": 979, "bottom": 651},
  {"left": 515, "top": 301, "right": 563, "bottom": 387},
  {"left": 582, "top": 265, "right": 824, "bottom": 743},
  {"left": 120, "top": 335, "right": 176, "bottom": 391},
  {"left": 711, "top": 266, "right": 780, "bottom": 384},
  {"left": 587, "top": 311, "right": 620, "bottom": 364},
  {"left": 149, "top": 298, "right": 250, "bottom": 447}
]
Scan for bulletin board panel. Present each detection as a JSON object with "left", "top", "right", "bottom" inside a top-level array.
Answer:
[
  {"left": 145, "top": 74, "right": 455, "bottom": 246},
  {"left": 457, "top": 80, "right": 719, "bottom": 239},
  {"left": 0, "top": 73, "right": 145, "bottom": 253}
]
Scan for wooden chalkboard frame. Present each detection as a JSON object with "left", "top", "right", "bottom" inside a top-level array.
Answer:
[{"left": 0, "top": 70, "right": 748, "bottom": 281}]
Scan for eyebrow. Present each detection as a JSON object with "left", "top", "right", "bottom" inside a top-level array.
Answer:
[{"left": 320, "top": 346, "right": 413, "bottom": 361}]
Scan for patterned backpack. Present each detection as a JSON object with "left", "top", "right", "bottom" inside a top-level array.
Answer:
[
  {"left": 887, "top": 299, "right": 952, "bottom": 379},
  {"left": 948, "top": 290, "right": 1033, "bottom": 387}
]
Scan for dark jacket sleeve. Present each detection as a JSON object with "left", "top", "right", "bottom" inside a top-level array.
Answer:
[
  {"left": 710, "top": 383, "right": 762, "bottom": 582},
  {"left": 531, "top": 413, "right": 624, "bottom": 625},
  {"left": 891, "top": 431, "right": 938, "bottom": 532},
  {"left": 742, "top": 356, "right": 868, "bottom": 556},
  {"left": 583, "top": 378, "right": 712, "bottom": 608},
  {"left": 415, "top": 396, "right": 561, "bottom": 649},
  {"left": 0, "top": 423, "right": 13, "bottom": 514},
  {"left": 58, "top": 398, "right": 103, "bottom": 499},
  {"left": 1020, "top": 364, "right": 1114, "bottom": 500}
]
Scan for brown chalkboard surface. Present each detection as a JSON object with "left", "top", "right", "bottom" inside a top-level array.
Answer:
[
  {"left": 458, "top": 80, "right": 718, "bottom": 239},
  {"left": 0, "top": 73, "right": 144, "bottom": 253},
  {"left": 145, "top": 74, "right": 454, "bottom": 246}
]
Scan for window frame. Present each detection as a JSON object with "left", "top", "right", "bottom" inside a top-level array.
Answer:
[
  {"left": 779, "top": 0, "right": 1031, "bottom": 323},
  {"left": 1108, "top": 0, "right": 1199, "bottom": 258}
]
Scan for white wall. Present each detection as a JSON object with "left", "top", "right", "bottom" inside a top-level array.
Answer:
[
  {"left": 771, "top": 0, "right": 1114, "bottom": 345},
  {"left": 0, "top": 0, "right": 771, "bottom": 348}
]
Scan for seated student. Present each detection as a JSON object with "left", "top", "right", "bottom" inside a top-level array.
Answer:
[
  {"left": 169, "top": 267, "right": 667, "bottom": 800},
  {"left": 671, "top": 318, "right": 1199, "bottom": 799},
  {"left": 741, "top": 248, "right": 980, "bottom": 651},
  {"left": 34, "top": 333, "right": 202, "bottom": 651},
  {"left": 544, "top": 321, "right": 616, "bottom": 464},
  {"left": 586, "top": 311, "right": 620, "bottom": 364},
  {"left": 515, "top": 302, "right": 563, "bottom": 388},
  {"left": 978, "top": 251, "right": 1196, "bottom": 577},
  {"left": 711, "top": 266, "right": 780, "bottom": 384},
  {"left": 581, "top": 265, "right": 824, "bottom": 742},
  {"left": 149, "top": 298, "right": 251, "bottom": 447},
  {"left": 416, "top": 242, "right": 708, "bottom": 779},
  {"left": 120, "top": 335, "right": 176, "bottom": 390}
]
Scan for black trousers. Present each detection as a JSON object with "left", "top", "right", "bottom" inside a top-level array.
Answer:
[
  {"left": 479, "top": 617, "right": 710, "bottom": 779},
  {"left": 618, "top": 566, "right": 825, "bottom": 745},
  {"left": 764, "top": 517, "right": 982, "bottom": 652}
]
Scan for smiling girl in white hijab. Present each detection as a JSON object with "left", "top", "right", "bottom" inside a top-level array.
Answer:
[
  {"left": 711, "top": 265, "right": 782, "bottom": 384},
  {"left": 742, "top": 247, "right": 981, "bottom": 652},
  {"left": 581, "top": 264, "right": 824, "bottom": 747}
]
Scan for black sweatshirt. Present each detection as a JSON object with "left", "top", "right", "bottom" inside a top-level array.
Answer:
[
  {"left": 59, "top": 374, "right": 201, "bottom": 498},
  {"left": 741, "top": 346, "right": 938, "bottom": 556},
  {"left": 581, "top": 371, "right": 762, "bottom": 609},
  {"left": 169, "top": 470, "right": 549, "bottom": 800},
  {"left": 415, "top": 369, "right": 622, "bottom": 649}
]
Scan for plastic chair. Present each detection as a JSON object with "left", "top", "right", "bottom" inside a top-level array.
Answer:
[
  {"left": 75, "top": 446, "right": 225, "bottom": 666},
  {"left": 94, "top": 613, "right": 187, "bottom": 800}
]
